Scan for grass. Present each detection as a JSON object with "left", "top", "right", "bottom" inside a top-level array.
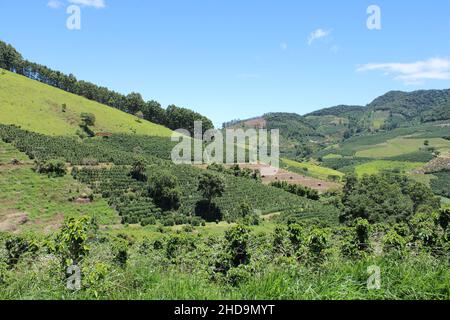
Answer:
[
  {"left": 0, "top": 140, "right": 30, "bottom": 164},
  {"left": 0, "top": 166, "right": 118, "bottom": 233},
  {"left": 355, "top": 137, "right": 450, "bottom": 158},
  {"left": 409, "top": 173, "right": 436, "bottom": 186},
  {"left": 0, "top": 69, "right": 173, "bottom": 137},
  {"left": 353, "top": 160, "right": 425, "bottom": 177},
  {"left": 282, "top": 158, "right": 345, "bottom": 180},
  {"left": 0, "top": 244, "right": 447, "bottom": 300},
  {"left": 322, "top": 153, "right": 343, "bottom": 159}
]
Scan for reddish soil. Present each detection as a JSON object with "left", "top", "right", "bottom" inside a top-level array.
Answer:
[{"left": 196, "top": 163, "right": 341, "bottom": 193}]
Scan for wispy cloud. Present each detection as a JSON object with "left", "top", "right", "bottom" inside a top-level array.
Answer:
[
  {"left": 47, "top": 0, "right": 63, "bottom": 9},
  {"left": 308, "top": 28, "right": 331, "bottom": 45},
  {"left": 280, "top": 42, "right": 288, "bottom": 51},
  {"left": 68, "top": 0, "right": 106, "bottom": 9},
  {"left": 330, "top": 45, "right": 340, "bottom": 54},
  {"left": 357, "top": 58, "right": 450, "bottom": 85}
]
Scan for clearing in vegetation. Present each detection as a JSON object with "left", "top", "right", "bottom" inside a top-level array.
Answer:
[
  {"left": 353, "top": 160, "right": 425, "bottom": 177},
  {"left": 356, "top": 137, "right": 450, "bottom": 158}
]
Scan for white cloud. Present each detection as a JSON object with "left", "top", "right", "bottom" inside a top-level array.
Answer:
[
  {"left": 308, "top": 28, "right": 331, "bottom": 45},
  {"left": 68, "top": 0, "right": 106, "bottom": 9},
  {"left": 280, "top": 42, "right": 288, "bottom": 51},
  {"left": 47, "top": 0, "right": 63, "bottom": 9},
  {"left": 357, "top": 58, "right": 450, "bottom": 85}
]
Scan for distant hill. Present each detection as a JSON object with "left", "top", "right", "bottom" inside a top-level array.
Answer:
[
  {"left": 367, "top": 89, "right": 450, "bottom": 126},
  {"left": 0, "top": 69, "right": 173, "bottom": 137},
  {"left": 223, "top": 89, "right": 450, "bottom": 159}
]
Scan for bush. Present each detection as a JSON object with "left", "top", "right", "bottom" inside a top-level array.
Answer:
[
  {"left": 224, "top": 225, "right": 250, "bottom": 267},
  {"left": 52, "top": 217, "right": 93, "bottom": 267},
  {"left": 340, "top": 219, "right": 370, "bottom": 258},
  {"left": 4, "top": 236, "right": 39, "bottom": 268},
  {"left": 111, "top": 237, "right": 128, "bottom": 268},
  {"left": 34, "top": 159, "right": 67, "bottom": 177},
  {"left": 129, "top": 158, "right": 147, "bottom": 182},
  {"left": 410, "top": 213, "right": 440, "bottom": 248},
  {"left": 383, "top": 229, "right": 406, "bottom": 254},
  {"left": 270, "top": 180, "right": 319, "bottom": 200},
  {"left": 306, "top": 228, "right": 329, "bottom": 262}
]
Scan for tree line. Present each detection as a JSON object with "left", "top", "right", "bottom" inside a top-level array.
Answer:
[{"left": 0, "top": 40, "right": 213, "bottom": 134}]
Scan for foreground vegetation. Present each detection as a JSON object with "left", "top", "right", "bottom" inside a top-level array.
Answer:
[{"left": 0, "top": 210, "right": 448, "bottom": 300}]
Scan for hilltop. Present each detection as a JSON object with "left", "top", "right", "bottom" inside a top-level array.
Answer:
[
  {"left": 223, "top": 88, "right": 450, "bottom": 159},
  {"left": 0, "top": 69, "right": 173, "bottom": 137}
]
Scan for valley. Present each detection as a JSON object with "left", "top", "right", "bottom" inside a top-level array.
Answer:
[{"left": 0, "top": 39, "right": 449, "bottom": 300}]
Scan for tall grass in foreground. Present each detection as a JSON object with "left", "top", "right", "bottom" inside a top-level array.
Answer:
[{"left": 0, "top": 252, "right": 447, "bottom": 300}]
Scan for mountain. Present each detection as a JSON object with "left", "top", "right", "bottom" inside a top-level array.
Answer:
[
  {"left": 367, "top": 89, "right": 450, "bottom": 127},
  {"left": 223, "top": 89, "right": 450, "bottom": 159}
]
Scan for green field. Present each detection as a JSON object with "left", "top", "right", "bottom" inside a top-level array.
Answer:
[
  {"left": 0, "top": 69, "right": 173, "bottom": 137},
  {"left": 356, "top": 137, "right": 450, "bottom": 158},
  {"left": 353, "top": 160, "right": 425, "bottom": 177},
  {"left": 0, "top": 140, "right": 30, "bottom": 164},
  {"left": 282, "top": 158, "right": 344, "bottom": 180},
  {"left": 0, "top": 167, "right": 118, "bottom": 233}
]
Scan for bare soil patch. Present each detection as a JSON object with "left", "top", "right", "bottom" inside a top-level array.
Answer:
[{"left": 0, "top": 211, "right": 29, "bottom": 233}]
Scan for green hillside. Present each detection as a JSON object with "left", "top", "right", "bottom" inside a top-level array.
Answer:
[
  {"left": 0, "top": 69, "right": 173, "bottom": 137},
  {"left": 224, "top": 89, "right": 450, "bottom": 162}
]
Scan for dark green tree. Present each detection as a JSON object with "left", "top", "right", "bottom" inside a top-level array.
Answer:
[
  {"left": 148, "top": 171, "right": 181, "bottom": 211},
  {"left": 129, "top": 158, "right": 147, "bottom": 182},
  {"left": 198, "top": 172, "right": 225, "bottom": 204}
]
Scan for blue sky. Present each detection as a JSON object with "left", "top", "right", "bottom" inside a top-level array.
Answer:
[{"left": 1, "top": 0, "right": 449, "bottom": 126}]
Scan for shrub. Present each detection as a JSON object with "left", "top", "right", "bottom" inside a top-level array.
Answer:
[
  {"left": 272, "top": 226, "right": 290, "bottom": 256},
  {"left": 383, "top": 229, "right": 406, "bottom": 254},
  {"left": 129, "top": 158, "right": 147, "bottom": 182},
  {"left": 224, "top": 224, "right": 250, "bottom": 267},
  {"left": 4, "top": 236, "right": 39, "bottom": 268},
  {"left": 340, "top": 219, "right": 370, "bottom": 258},
  {"left": 111, "top": 237, "right": 128, "bottom": 268},
  {"left": 34, "top": 159, "right": 67, "bottom": 177},
  {"left": 306, "top": 228, "right": 329, "bottom": 262},
  {"left": 410, "top": 213, "right": 440, "bottom": 248},
  {"left": 287, "top": 223, "right": 303, "bottom": 252},
  {"left": 53, "top": 216, "right": 93, "bottom": 267},
  {"left": 270, "top": 180, "right": 319, "bottom": 200}
]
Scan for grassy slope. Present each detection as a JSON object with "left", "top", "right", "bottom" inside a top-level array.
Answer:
[
  {"left": 0, "top": 142, "right": 118, "bottom": 233},
  {"left": 0, "top": 69, "right": 173, "bottom": 137},
  {"left": 0, "top": 140, "right": 29, "bottom": 163},
  {"left": 353, "top": 160, "right": 425, "bottom": 177},
  {"left": 356, "top": 137, "right": 450, "bottom": 158},
  {"left": 281, "top": 158, "right": 344, "bottom": 180}
]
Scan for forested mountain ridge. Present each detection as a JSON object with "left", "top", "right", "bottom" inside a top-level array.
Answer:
[
  {"left": 0, "top": 40, "right": 213, "bottom": 134},
  {"left": 224, "top": 89, "right": 450, "bottom": 159},
  {"left": 367, "top": 89, "right": 450, "bottom": 125}
]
